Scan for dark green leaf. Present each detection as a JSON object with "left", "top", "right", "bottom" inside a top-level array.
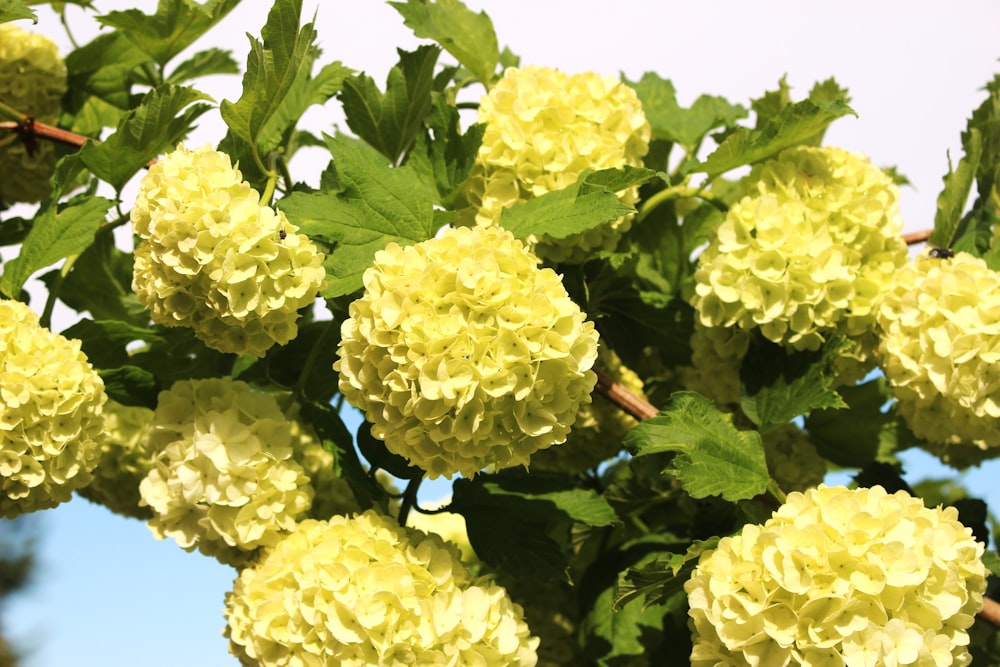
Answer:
[
  {"left": 61, "top": 318, "right": 166, "bottom": 369},
  {"left": 805, "top": 376, "right": 897, "bottom": 468},
  {"left": 499, "top": 168, "right": 653, "bottom": 242},
  {"left": 339, "top": 45, "right": 439, "bottom": 164},
  {"left": 624, "top": 391, "right": 769, "bottom": 502},
  {"left": 257, "top": 59, "right": 354, "bottom": 154},
  {"left": 694, "top": 97, "right": 856, "bottom": 179},
  {"left": 580, "top": 584, "right": 673, "bottom": 662},
  {"left": 406, "top": 92, "right": 484, "bottom": 207},
  {"left": 0, "top": 0, "right": 35, "bottom": 23},
  {"left": 626, "top": 72, "right": 747, "bottom": 149},
  {"left": 356, "top": 421, "right": 424, "bottom": 480},
  {"left": 220, "top": 0, "right": 316, "bottom": 150},
  {"left": 615, "top": 538, "right": 720, "bottom": 609},
  {"left": 63, "top": 31, "right": 150, "bottom": 117},
  {"left": 165, "top": 47, "right": 239, "bottom": 84},
  {"left": 98, "top": 0, "right": 241, "bottom": 67},
  {"left": 49, "top": 233, "right": 145, "bottom": 325},
  {"left": 451, "top": 473, "right": 617, "bottom": 581},
  {"left": 98, "top": 365, "right": 160, "bottom": 409},
  {"left": 79, "top": 84, "right": 211, "bottom": 191},
  {"left": 389, "top": 0, "right": 499, "bottom": 85},
  {"left": 0, "top": 195, "right": 111, "bottom": 298},
  {"left": 739, "top": 337, "right": 848, "bottom": 430},
  {"left": 277, "top": 134, "right": 443, "bottom": 297}
]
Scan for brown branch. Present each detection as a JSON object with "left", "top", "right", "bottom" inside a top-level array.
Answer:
[
  {"left": 592, "top": 365, "right": 1000, "bottom": 630},
  {"left": 903, "top": 228, "right": 932, "bottom": 245},
  {"left": 0, "top": 117, "right": 91, "bottom": 153}
]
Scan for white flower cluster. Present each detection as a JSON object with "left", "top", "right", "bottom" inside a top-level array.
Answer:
[
  {"left": 131, "top": 144, "right": 326, "bottom": 357},
  {"left": 0, "top": 300, "right": 106, "bottom": 518},
  {"left": 336, "top": 225, "right": 599, "bottom": 479},
  {"left": 465, "top": 65, "right": 651, "bottom": 263},
  {"left": 685, "top": 485, "right": 986, "bottom": 666},
  {"left": 224, "top": 510, "right": 539, "bottom": 666},
  {"left": 876, "top": 249, "right": 1000, "bottom": 465}
]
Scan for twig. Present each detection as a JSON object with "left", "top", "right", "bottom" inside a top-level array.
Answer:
[
  {"left": 0, "top": 118, "right": 90, "bottom": 152},
  {"left": 903, "top": 228, "right": 932, "bottom": 245}
]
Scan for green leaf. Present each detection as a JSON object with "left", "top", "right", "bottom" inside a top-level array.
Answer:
[
  {"left": 61, "top": 318, "right": 166, "bottom": 369},
  {"left": 983, "top": 550, "right": 1000, "bottom": 578},
  {"left": 220, "top": 0, "right": 316, "bottom": 151},
  {"left": 932, "top": 132, "right": 982, "bottom": 250},
  {"left": 615, "top": 537, "right": 720, "bottom": 610},
  {"left": 303, "top": 401, "right": 391, "bottom": 513},
  {"left": 623, "top": 391, "right": 769, "bottom": 502},
  {"left": 750, "top": 76, "right": 792, "bottom": 129},
  {"left": 451, "top": 473, "right": 617, "bottom": 581},
  {"left": 98, "top": 365, "right": 160, "bottom": 409},
  {"left": 45, "top": 233, "right": 145, "bottom": 325},
  {"left": 389, "top": 0, "right": 499, "bottom": 85},
  {"left": 165, "top": 47, "right": 239, "bottom": 84},
  {"left": 626, "top": 72, "right": 747, "bottom": 149},
  {"left": 499, "top": 167, "right": 654, "bottom": 242},
  {"left": 580, "top": 584, "right": 674, "bottom": 663},
  {"left": 339, "top": 45, "right": 439, "bottom": 164},
  {"left": 63, "top": 31, "right": 150, "bottom": 114},
  {"left": 79, "top": 84, "right": 211, "bottom": 191},
  {"left": 739, "top": 337, "right": 848, "bottom": 430},
  {"left": 277, "top": 134, "right": 443, "bottom": 297},
  {"left": 356, "top": 421, "right": 423, "bottom": 480},
  {"left": 0, "top": 195, "right": 111, "bottom": 298},
  {"left": 0, "top": 0, "right": 35, "bottom": 23},
  {"left": 694, "top": 97, "right": 856, "bottom": 179},
  {"left": 407, "top": 92, "right": 484, "bottom": 207},
  {"left": 805, "top": 376, "right": 897, "bottom": 468},
  {"left": 98, "top": 0, "right": 241, "bottom": 67}
]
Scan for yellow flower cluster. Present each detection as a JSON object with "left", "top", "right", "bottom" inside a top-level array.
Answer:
[
  {"left": 138, "top": 378, "right": 314, "bottom": 566},
  {"left": 0, "top": 300, "right": 106, "bottom": 518},
  {"left": 530, "top": 348, "right": 642, "bottom": 473},
  {"left": 685, "top": 485, "right": 986, "bottom": 666},
  {"left": 131, "top": 144, "right": 326, "bottom": 357},
  {"left": 336, "top": 225, "right": 599, "bottom": 479},
  {"left": 876, "top": 250, "right": 1000, "bottom": 465},
  {"left": 465, "top": 65, "right": 651, "bottom": 263},
  {"left": 0, "top": 23, "right": 66, "bottom": 204},
  {"left": 761, "top": 423, "right": 826, "bottom": 493},
  {"left": 681, "top": 322, "right": 750, "bottom": 409},
  {"left": 224, "top": 510, "right": 539, "bottom": 666},
  {"left": 691, "top": 146, "right": 907, "bottom": 353},
  {"left": 78, "top": 400, "right": 154, "bottom": 520}
]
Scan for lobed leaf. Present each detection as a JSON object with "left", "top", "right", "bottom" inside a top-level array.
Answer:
[
  {"left": 0, "top": 0, "right": 34, "bottom": 23},
  {"left": 79, "top": 84, "right": 211, "bottom": 192},
  {"left": 615, "top": 537, "right": 720, "bottom": 610},
  {"left": 389, "top": 0, "right": 499, "bottom": 85},
  {"left": 277, "top": 134, "right": 443, "bottom": 298},
  {"left": 623, "top": 391, "right": 769, "bottom": 502},
  {"left": 407, "top": 92, "right": 484, "bottom": 207},
  {"left": 165, "top": 47, "right": 239, "bottom": 84},
  {"left": 98, "top": 0, "right": 241, "bottom": 67}
]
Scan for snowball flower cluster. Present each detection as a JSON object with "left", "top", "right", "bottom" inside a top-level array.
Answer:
[
  {"left": 224, "top": 510, "right": 538, "bottom": 666},
  {"left": 465, "top": 65, "right": 651, "bottom": 263},
  {"left": 131, "top": 144, "right": 326, "bottom": 357},
  {"left": 0, "top": 300, "right": 106, "bottom": 518},
  {"left": 691, "top": 146, "right": 907, "bottom": 354},
  {"left": 876, "top": 249, "right": 1000, "bottom": 465},
  {"left": 78, "top": 400, "right": 154, "bottom": 520},
  {"left": 138, "top": 378, "right": 314, "bottom": 566},
  {"left": 336, "top": 225, "right": 599, "bottom": 479},
  {"left": 685, "top": 485, "right": 986, "bottom": 667},
  {"left": 0, "top": 23, "right": 66, "bottom": 204},
  {"left": 761, "top": 423, "right": 826, "bottom": 493}
]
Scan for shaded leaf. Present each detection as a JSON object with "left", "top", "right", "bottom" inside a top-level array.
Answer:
[
  {"left": 739, "top": 337, "right": 848, "bottom": 430},
  {"left": 339, "top": 45, "right": 439, "bottom": 164},
  {"left": 98, "top": 365, "right": 160, "bottom": 409},
  {"left": 165, "top": 47, "right": 239, "bottom": 84},
  {"left": 61, "top": 318, "right": 166, "bottom": 369},
  {"left": 98, "top": 0, "right": 241, "bottom": 67},
  {"left": 79, "top": 84, "right": 211, "bottom": 191},
  {"left": 277, "top": 134, "right": 442, "bottom": 297},
  {"left": 805, "top": 376, "right": 896, "bottom": 468},
  {"left": 389, "top": 0, "right": 498, "bottom": 85},
  {"left": 615, "top": 537, "right": 720, "bottom": 609},
  {"left": 407, "top": 92, "right": 484, "bottom": 207},
  {"left": 624, "top": 391, "right": 769, "bottom": 502},
  {"left": 63, "top": 31, "right": 150, "bottom": 114},
  {"left": 356, "top": 421, "right": 423, "bottom": 480}
]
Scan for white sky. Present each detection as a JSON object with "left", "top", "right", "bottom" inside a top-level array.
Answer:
[{"left": 5, "top": 1, "right": 1000, "bottom": 665}]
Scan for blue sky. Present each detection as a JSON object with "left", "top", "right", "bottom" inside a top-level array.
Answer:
[{"left": 5, "top": 1, "right": 1000, "bottom": 665}]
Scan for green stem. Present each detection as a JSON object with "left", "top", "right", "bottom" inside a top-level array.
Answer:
[
  {"left": 636, "top": 183, "right": 725, "bottom": 222},
  {"left": 767, "top": 478, "right": 787, "bottom": 506},
  {"left": 59, "top": 6, "right": 79, "bottom": 49},
  {"left": 0, "top": 101, "right": 24, "bottom": 123}
]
